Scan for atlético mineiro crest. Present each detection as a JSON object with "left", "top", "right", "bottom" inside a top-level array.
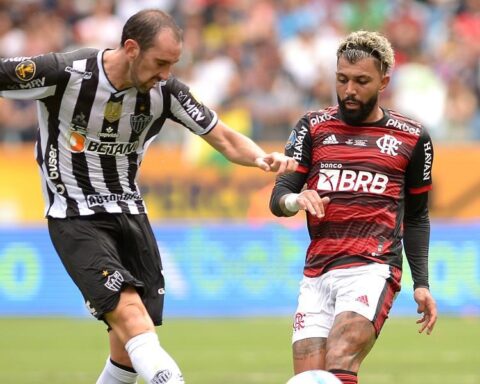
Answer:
[
  {"left": 130, "top": 113, "right": 153, "bottom": 134},
  {"left": 104, "top": 270, "right": 124, "bottom": 292}
]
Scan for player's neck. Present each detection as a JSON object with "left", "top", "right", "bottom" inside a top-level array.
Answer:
[
  {"left": 103, "top": 48, "right": 132, "bottom": 90},
  {"left": 362, "top": 105, "right": 384, "bottom": 124}
]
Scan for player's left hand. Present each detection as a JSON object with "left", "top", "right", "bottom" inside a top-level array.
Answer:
[
  {"left": 414, "top": 287, "right": 437, "bottom": 335},
  {"left": 255, "top": 152, "right": 298, "bottom": 175}
]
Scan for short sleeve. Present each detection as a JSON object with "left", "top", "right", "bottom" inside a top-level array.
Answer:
[{"left": 405, "top": 127, "right": 434, "bottom": 195}]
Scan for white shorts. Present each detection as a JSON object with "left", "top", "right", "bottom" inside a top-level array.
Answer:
[{"left": 292, "top": 263, "right": 401, "bottom": 344}]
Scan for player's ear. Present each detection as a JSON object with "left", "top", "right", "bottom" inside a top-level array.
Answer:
[
  {"left": 379, "top": 74, "right": 390, "bottom": 93},
  {"left": 123, "top": 39, "right": 141, "bottom": 60}
]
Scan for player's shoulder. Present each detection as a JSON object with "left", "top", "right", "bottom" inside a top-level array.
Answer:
[
  {"left": 383, "top": 108, "right": 429, "bottom": 138},
  {"left": 53, "top": 48, "right": 99, "bottom": 66},
  {"left": 303, "top": 105, "right": 338, "bottom": 127}
]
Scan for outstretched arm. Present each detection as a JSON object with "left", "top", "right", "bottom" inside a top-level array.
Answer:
[{"left": 202, "top": 120, "right": 298, "bottom": 174}]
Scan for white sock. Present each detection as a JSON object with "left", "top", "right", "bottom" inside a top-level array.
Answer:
[
  {"left": 125, "top": 332, "right": 184, "bottom": 383},
  {"left": 96, "top": 357, "right": 138, "bottom": 384}
]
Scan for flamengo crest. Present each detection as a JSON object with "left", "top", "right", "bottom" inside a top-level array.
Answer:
[{"left": 376, "top": 134, "right": 402, "bottom": 156}]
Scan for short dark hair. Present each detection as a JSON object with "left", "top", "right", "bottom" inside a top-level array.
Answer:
[{"left": 120, "top": 9, "right": 183, "bottom": 51}]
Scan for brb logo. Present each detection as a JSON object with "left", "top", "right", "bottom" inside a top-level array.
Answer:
[{"left": 317, "top": 166, "right": 389, "bottom": 194}]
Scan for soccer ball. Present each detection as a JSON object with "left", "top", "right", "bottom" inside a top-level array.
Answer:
[{"left": 286, "top": 370, "right": 342, "bottom": 384}]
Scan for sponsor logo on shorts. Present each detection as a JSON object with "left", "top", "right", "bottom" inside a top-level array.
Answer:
[
  {"left": 85, "top": 300, "right": 98, "bottom": 316},
  {"left": 293, "top": 312, "right": 305, "bottom": 331},
  {"left": 151, "top": 369, "right": 172, "bottom": 384},
  {"left": 355, "top": 295, "right": 370, "bottom": 307},
  {"left": 15, "top": 59, "right": 36, "bottom": 81},
  {"left": 87, "top": 192, "right": 141, "bottom": 208},
  {"left": 104, "top": 271, "right": 124, "bottom": 292}
]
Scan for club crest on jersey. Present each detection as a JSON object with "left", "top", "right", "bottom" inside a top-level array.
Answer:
[
  {"left": 376, "top": 134, "right": 402, "bottom": 156},
  {"left": 104, "top": 101, "right": 123, "bottom": 123},
  {"left": 15, "top": 59, "right": 36, "bottom": 81},
  {"left": 130, "top": 113, "right": 153, "bottom": 134}
]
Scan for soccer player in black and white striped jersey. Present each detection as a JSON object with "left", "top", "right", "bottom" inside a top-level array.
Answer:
[{"left": 0, "top": 9, "right": 297, "bottom": 384}]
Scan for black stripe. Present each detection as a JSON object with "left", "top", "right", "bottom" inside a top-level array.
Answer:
[
  {"left": 39, "top": 66, "right": 73, "bottom": 215},
  {"left": 99, "top": 93, "right": 130, "bottom": 211},
  {"left": 69, "top": 56, "right": 101, "bottom": 215},
  {"left": 128, "top": 92, "right": 154, "bottom": 213}
]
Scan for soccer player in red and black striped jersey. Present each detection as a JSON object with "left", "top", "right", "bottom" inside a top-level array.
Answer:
[
  {"left": 270, "top": 30, "right": 437, "bottom": 384},
  {"left": 0, "top": 9, "right": 297, "bottom": 384}
]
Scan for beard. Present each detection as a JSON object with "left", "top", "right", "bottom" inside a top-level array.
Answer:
[
  {"left": 130, "top": 57, "right": 153, "bottom": 94},
  {"left": 337, "top": 94, "right": 378, "bottom": 125}
]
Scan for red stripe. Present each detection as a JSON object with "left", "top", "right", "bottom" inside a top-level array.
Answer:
[
  {"left": 307, "top": 237, "right": 383, "bottom": 256},
  {"left": 314, "top": 146, "right": 411, "bottom": 168},
  {"left": 297, "top": 165, "right": 309, "bottom": 174},
  {"left": 373, "top": 266, "right": 402, "bottom": 335},
  {"left": 408, "top": 185, "right": 432, "bottom": 194},
  {"left": 322, "top": 204, "right": 396, "bottom": 227}
]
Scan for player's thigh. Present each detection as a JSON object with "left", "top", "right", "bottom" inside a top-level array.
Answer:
[
  {"left": 48, "top": 215, "right": 145, "bottom": 320},
  {"left": 334, "top": 263, "right": 401, "bottom": 335},
  {"left": 119, "top": 214, "right": 166, "bottom": 326},
  {"left": 292, "top": 275, "right": 335, "bottom": 343},
  {"left": 325, "top": 311, "right": 376, "bottom": 370}
]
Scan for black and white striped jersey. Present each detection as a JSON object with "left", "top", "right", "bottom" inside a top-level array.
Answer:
[{"left": 0, "top": 49, "right": 218, "bottom": 218}]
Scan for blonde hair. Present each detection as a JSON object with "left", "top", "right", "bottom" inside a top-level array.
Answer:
[{"left": 337, "top": 30, "right": 395, "bottom": 75}]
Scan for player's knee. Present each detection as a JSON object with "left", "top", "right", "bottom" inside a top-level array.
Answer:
[
  {"left": 106, "top": 292, "right": 154, "bottom": 340},
  {"left": 324, "top": 340, "right": 368, "bottom": 371}
]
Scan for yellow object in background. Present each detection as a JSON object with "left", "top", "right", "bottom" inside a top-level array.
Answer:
[{"left": 1, "top": 142, "right": 480, "bottom": 223}]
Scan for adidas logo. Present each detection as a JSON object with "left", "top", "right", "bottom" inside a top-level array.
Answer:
[
  {"left": 322, "top": 134, "right": 339, "bottom": 145},
  {"left": 355, "top": 295, "right": 369, "bottom": 306}
]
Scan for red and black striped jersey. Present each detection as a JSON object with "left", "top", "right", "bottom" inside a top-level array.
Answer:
[
  {"left": 282, "top": 106, "right": 433, "bottom": 277},
  {"left": 0, "top": 50, "right": 218, "bottom": 218}
]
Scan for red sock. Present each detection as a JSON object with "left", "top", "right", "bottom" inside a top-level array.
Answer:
[{"left": 329, "top": 369, "right": 358, "bottom": 384}]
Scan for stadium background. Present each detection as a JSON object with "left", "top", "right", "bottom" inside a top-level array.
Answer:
[{"left": 0, "top": 0, "right": 479, "bottom": 383}]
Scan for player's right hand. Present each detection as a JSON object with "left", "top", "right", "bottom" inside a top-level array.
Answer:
[{"left": 296, "top": 190, "right": 330, "bottom": 219}]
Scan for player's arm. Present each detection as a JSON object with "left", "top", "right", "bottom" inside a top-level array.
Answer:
[
  {"left": 203, "top": 120, "right": 297, "bottom": 174},
  {"left": 165, "top": 77, "right": 297, "bottom": 174},
  {"left": 0, "top": 54, "right": 60, "bottom": 99},
  {"left": 269, "top": 115, "right": 329, "bottom": 219},
  {"left": 404, "top": 127, "right": 437, "bottom": 334}
]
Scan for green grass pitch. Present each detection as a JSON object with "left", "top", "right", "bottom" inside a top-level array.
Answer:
[{"left": 1, "top": 316, "right": 478, "bottom": 383}]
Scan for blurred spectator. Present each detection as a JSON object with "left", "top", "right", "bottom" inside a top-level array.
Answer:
[
  {"left": 1, "top": 0, "right": 480, "bottom": 143},
  {"left": 72, "top": 0, "right": 123, "bottom": 49}
]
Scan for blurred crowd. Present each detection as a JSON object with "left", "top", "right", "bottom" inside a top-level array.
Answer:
[{"left": 1, "top": 0, "right": 480, "bottom": 143}]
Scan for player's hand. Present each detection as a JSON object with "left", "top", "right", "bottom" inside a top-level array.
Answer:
[
  {"left": 414, "top": 287, "right": 437, "bottom": 335},
  {"left": 286, "top": 190, "right": 330, "bottom": 219},
  {"left": 255, "top": 152, "right": 298, "bottom": 175}
]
